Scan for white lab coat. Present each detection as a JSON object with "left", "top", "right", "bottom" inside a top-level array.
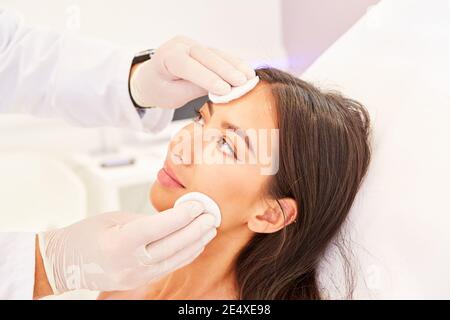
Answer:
[{"left": 0, "top": 9, "right": 173, "bottom": 299}]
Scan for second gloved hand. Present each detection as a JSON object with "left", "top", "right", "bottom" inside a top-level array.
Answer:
[{"left": 38, "top": 201, "right": 217, "bottom": 294}]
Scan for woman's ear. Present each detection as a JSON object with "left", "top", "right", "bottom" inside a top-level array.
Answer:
[{"left": 247, "top": 198, "right": 298, "bottom": 233}]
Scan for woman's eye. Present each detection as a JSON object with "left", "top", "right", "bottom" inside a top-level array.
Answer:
[
  {"left": 194, "top": 112, "right": 205, "bottom": 126},
  {"left": 217, "top": 137, "right": 235, "bottom": 158}
]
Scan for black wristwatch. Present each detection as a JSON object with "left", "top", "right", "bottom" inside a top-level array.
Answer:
[{"left": 128, "top": 49, "right": 156, "bottom": 117}]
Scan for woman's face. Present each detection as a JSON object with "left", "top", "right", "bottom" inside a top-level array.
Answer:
[{"left": 150, "top": 82, "right": 278, "bottom": 233}]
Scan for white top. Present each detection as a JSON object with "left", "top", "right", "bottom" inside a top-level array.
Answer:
[
  {"left": 0, "top": 233, "right": 35, "bottom": 299},
  {"left": 0, "top": 9, "right": 173, "bottom": 299}
]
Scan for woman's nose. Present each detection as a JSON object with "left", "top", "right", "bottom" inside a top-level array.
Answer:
[{"left": 169, "top": 123, "right": 203, "bottom": 166}]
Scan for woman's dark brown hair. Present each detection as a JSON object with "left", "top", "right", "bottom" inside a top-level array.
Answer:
[{"left": 235, "top": 68, "right": 371, "bottom": 299}]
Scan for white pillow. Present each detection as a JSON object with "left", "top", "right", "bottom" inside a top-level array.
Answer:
[{"left": 302, "top": 0, "right": 450, "bottom": 299}]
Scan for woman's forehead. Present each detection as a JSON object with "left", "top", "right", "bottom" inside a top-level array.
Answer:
[{"left": 207, "top": 82, "right": 277, "bottom": 130}]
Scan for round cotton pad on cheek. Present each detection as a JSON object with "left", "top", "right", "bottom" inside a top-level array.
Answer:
[
  {"left": 208, "top": 76, "right": 260, "bottom": 104},
  {"left": 174, "top": 192, "right": 222, "bottom": 227}
]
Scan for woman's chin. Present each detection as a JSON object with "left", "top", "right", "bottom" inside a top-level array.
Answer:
[{"left": 150, "top": 181, "right": 184, "bottom": 212}]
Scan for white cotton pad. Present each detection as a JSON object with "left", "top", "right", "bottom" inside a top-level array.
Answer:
[
  {"left": 174, "top": 192, "right": 221, "bottom": 227},
  {"left": 208, "top": 76, "right": 260, "bottom": 104}
]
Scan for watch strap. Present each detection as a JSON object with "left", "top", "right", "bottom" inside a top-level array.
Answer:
[{"left": 128, "top": 49, "right": 156, "bottom": 112}]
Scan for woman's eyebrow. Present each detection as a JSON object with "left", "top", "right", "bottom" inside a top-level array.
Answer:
[{"left": 206, "top": 100, "right": 254, "bottom": 154}]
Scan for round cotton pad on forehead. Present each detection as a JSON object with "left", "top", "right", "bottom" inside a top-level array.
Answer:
[
  {"left": 208, "top": 76, "right": 260, "bottom": 104},
  {"left": 174, "top": 192, "right": 222, "bottom": 227}
]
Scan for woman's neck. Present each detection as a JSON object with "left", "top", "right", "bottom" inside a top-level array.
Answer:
[{"left": 146, "top": 226, "right": 253, "bottom": 299}]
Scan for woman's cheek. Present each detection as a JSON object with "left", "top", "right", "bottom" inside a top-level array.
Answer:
[{"left": 207, "top": 167, "right": 253, "bottom": 227}]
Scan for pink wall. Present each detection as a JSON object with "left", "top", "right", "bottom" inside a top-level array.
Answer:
[{"left": 281, "top": 0, "right": 380, "bottom": 75}]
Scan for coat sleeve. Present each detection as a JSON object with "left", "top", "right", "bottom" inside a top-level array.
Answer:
[
  {"left": 0, "top": 9, "right": 173, "bottom": 132},
  {"left": 0, "top": 232, "right": 36, "bottom": 300}
]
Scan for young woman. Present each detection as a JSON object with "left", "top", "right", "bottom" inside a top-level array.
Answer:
[{"left": 99, "top": 67, "right": 371, "bottom": 300}]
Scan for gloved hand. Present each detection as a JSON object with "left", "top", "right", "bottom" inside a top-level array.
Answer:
[
  {"left": 38, "top": 201, "right": 217, "bottom": 294},
  {"left": 129, "top": 35, "right": 256, "bottom": 108}
]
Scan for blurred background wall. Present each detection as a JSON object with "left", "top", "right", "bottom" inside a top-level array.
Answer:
[{"left": 281, "top": 0, "right": 380, "bottom": 74}]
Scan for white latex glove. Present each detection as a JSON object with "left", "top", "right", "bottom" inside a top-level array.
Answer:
[
  {"left": 129, "top": 35, "right": 256, "bottom": 108},
  {"left": 37, "top": 201, "right": 217, "bottom": 294}
]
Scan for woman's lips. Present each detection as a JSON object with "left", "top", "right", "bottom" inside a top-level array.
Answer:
[{"left": 157, "top": 165, "right": 185, "bottom": 189}]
